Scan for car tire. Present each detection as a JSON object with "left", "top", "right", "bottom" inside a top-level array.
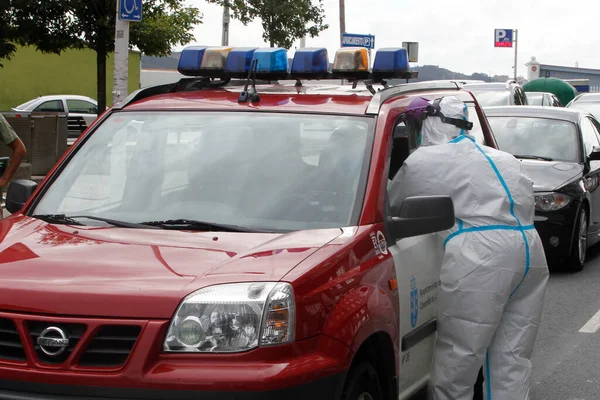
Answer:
[
  {"left": 564, "top": 207, "right": 588, "bottom": 272},
  {"left": 341, "top": 362, "right": 383, "bottom": 400}
]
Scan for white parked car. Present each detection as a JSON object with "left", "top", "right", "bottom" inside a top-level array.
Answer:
[{"left": 12, "top": 95, "right": 99, "bottom": 145}]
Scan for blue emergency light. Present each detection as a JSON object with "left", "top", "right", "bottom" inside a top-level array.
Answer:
[
  {"left": 372, "top": 48, "right": 410, "bottom": 79},
  {"left": 224, "top": 48, "right": 257, "bottom": 78},
  {"left": 291, "top": 48, "right": 329, "bottom": 79},
  {"left": 252, "top": 48, "right": 289, "bottom": 79},
  {"left": 178, "top": 46, "right": 208, "bottom": 76}
]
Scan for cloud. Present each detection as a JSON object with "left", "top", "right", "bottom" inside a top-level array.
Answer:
[{"left": 178, "top": 0, "right": 597, "bottom": 76}]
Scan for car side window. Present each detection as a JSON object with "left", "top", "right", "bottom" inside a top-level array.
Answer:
[
  {"left": 466, "top": 103, "right": 486, "bottom": 145},
  {"left": 389, "top": 119, "right": 421, "bottom": 180},
  {"left": 580, "top": 117, "right": 600, "bottom": 157},
  {"left": 34, "top": 100, "right": 65, "bottom": 112},
  {"left": 67, "top": 100, "right": 98, "bottom": 115},
  {"left": 554, "top": 96, "right": 563, "bottom": 107}
]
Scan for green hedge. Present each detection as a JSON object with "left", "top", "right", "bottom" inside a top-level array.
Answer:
[{"left": 0, "top": 45, "right": 141, "bottom": 111}]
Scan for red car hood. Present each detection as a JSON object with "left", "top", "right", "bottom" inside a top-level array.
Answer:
[{"left": 0, "top": 216, "right": 342, "bottom": 319}]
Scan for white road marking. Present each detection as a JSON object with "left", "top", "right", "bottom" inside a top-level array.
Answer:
[{"left": 579, "top": 308, "right": 600, "bottom": 333}]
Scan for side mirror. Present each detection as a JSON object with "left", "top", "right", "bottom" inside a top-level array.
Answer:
[
  {"left": 6, "top": 179, "right": 38, "bottom": 214},
  {"left": 589, "top": 147, "right": 600, "bottom": 161},
  {"left": 393, "top": 195, "right": 455, "bottom": 240}
]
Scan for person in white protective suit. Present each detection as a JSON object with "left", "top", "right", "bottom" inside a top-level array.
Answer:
[{"left": 388, "top": 96, "right": 549, "bottom": 400}]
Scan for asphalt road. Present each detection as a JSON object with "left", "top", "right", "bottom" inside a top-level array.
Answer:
[{"left": 530, "top": 245, "right": 600, "bottom": 400}]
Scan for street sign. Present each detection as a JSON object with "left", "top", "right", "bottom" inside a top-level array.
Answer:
[
  {"left": 494, "top": 29, "right": 513, "bottom": 47},
  {"left": 402, "top": 42, "right": 419, "bottom": 63},
  {"left": 342, "top": 33, "right": 375, "bottom": 49},
  {"left": 119, "top": 0, "right": 142, "bottom": 22}
]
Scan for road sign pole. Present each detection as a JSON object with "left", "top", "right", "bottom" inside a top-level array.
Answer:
[
  {"left": 339, "top": 0, "right": 345, "bottom": 85},
  {"left": 221, "top": 3, "right": 230, "bottom": 46},
  {"left": 112, "top": 1, "right": 130, "bottom": 105},
  {"left": 513, "top": 29, "right": 518, "bottom": 81}
]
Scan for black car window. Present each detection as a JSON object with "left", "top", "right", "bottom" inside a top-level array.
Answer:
[
  {"left": 34, "top": 100, "right": 65, "bottom": 112},
  {"left": 580, "top": 117, "right": 600, "bottom": 157},
  {"left": 553, "top": 96, "right": 563, "bottom": 107}
]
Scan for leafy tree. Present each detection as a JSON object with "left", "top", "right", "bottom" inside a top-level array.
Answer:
[
  {"left": 0, "top": 1, "right": 17, "bottom": 66},
  {"left": 10, "top": 0, "right": 201, "bottom": 111},
  {"left": 208, "top": 0, "right": 328, "bottom": 49}
]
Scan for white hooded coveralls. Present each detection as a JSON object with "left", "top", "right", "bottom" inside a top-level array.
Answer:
[{"left": 388, "top": 97, "right": 549, "bottom": 400}]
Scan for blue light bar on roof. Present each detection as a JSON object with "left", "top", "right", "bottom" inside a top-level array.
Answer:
[
  {"left": 372, "top": 48, "right": 410, "bottom": 79},
  {"left": 224, "top": 47, "right": 257, "bottom": 78},
  {"left": 291, "top": 48, "right": 329, "bottom": 79},
  {"left": 252, "top": 48, "right": 289, "bottom": 79},
  {"left": 178, "top": 46, "right": 207, "bottom": 76}
]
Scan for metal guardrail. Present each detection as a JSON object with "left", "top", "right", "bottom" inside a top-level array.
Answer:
[{"left": 0, "top": 111, "right": 69, "bottom": 176}]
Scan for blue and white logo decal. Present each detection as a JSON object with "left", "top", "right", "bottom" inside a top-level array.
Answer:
[{"left": 410, "top": 276, "right": 418, "bottom": 328}]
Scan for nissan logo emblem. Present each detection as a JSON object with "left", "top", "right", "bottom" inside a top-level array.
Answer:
[{"left": 37, "top": 326, "right": 70, "bottom": 356}]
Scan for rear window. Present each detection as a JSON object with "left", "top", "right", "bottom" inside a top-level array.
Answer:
[
  {"left": 469, "top": 90, "right": 511, "bottom": 107},
  {"left": 32, "top": 111, "right": 375, "bottom": 232}
]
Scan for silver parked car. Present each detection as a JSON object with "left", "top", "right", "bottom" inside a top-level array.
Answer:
[{"left": 12, "top": 95, "right": 99, "bottom": 145}]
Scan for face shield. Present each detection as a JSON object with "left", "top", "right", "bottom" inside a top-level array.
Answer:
[{"left": 402, "top": 96, "right": 473, "bottom": 147}]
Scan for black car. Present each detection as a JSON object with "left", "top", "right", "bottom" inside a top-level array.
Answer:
[{"left": 484, "top": 106, "right": 600, "bottom": 271}]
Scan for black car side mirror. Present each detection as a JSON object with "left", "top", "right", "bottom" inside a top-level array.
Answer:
[
  {"left": 589, "top": 147, "right": 600, "bottom": 161},
  {"left": 392, "top": 195, "right": 455, "bottom": 240},
  {"left": 6, "top": 179, "right": 38, "bottom": 214}
]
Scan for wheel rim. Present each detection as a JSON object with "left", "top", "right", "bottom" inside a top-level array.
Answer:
[
  {"left": 579, "top": 211, "right": 588, "bottom": 264},
  {"left": 357, "top": 394, "right": 374, "bottom": 400}
]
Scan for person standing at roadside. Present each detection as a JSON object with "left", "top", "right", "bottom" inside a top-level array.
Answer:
[{"left": 0, "top": 114, "right": 27, "bottom": 217}]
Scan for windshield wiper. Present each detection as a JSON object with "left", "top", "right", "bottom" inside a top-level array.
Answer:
[
  {"left": 33, "top": 214, "right": 160, "bottom": 229},
  {"left": 514, "top": 154, "right": 554, "bottom": 161},
  {"left": 139, "top": 219, "right": 267, "bottom": 233},
  {"left": 33, "top": 214, "right": 84, "bottom": 226}
]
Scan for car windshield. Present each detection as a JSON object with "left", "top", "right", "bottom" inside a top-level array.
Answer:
[
  {"left": 469, "top": 90, "right": 511, "bottom": 107},
  {"left": 32, "top": 111, "right": 374, "bottom": 232},
  {"left": 15, "top": 98, "right": 40, "bottom": 110},
  {"left": 487, "top": 116, "right": 580, "bottom": 162},
  {"left": 568, "top": 102, "right": 600, "bottom": 120}
]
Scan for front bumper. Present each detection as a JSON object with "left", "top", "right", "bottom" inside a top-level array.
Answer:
[
  {"left": 0, "top": 374, "right": 344, "bottom": 400},
  {"left": 0, "top": 311, "right": 350, "bottom": 400},
  {"left": 533, "top": 201, "right": 580, "bottom": 263}
]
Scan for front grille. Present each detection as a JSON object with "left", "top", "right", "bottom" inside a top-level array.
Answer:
[
  {"left": 27, "top": 321, "right": 86, "bottom": 365},
  {"left": 0, "top": 318, "right": 26, "bottom": 362},
  {"left": 78, "top": 325, "right": 141, "bottom": 368}
]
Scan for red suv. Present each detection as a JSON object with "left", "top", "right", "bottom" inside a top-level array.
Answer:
[{"left": 0, "top": 46, "right": 495, "bottom": 400}]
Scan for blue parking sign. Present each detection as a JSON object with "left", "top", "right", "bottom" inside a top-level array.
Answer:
[
  {"left": 494, "top": 29, "right": 513, "bottom": 48},
  {"left": 120, "top": 0, "right": 142, "bottom": 22}
]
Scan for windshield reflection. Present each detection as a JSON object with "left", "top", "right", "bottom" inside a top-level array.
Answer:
[{"left": 32, "top": 112, "right": 374, "bottom": 232}]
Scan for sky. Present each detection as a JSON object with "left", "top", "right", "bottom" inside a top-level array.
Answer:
[{"left": 175, "top": 0, "right": 600, "bottom": 77}]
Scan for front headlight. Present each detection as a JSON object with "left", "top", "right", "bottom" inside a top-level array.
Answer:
[
  {"left": 163, "top": 282, "right": 295, "bottom": 353},
  {"left": 535, "top": 192, "right": 573, "bottom": 211}
]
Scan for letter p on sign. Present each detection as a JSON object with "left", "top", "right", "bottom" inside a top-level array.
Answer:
[{"left": 494, "top": 29, "right": 513, "bottom": 48}]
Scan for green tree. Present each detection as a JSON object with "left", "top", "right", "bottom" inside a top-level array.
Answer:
[
  {"left": 0, "top": 1, "right": 17, "bottom": 66},
  {"left": 10, "top": 0, "right": 201, "bottom": 111},
  {"left": 208, "top": 0, "right": 328, "bottom": 49}
]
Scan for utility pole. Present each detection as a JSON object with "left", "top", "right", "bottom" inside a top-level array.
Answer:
[
  {"left": 513, "top": 29, "right": 518, "bottom": 81},
  {"left": 339, "top": 0, "right": 345, "bottom": 46},
  {"left": 222, "top": 2, "right": 230, "bottom": 46},
  {"left": 339, "top": 0, "right": 345, "bottom": 84}
]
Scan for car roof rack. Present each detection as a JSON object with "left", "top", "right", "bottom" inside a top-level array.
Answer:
[
  {"left": 365, "top": 81, "right": 460, "bottom": 115},
  {"left": 112, "top": 78, "right": 274, "bottom": 110},
  {"left": 114, "top": 78, "right": 461, "bottom": 114}
]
